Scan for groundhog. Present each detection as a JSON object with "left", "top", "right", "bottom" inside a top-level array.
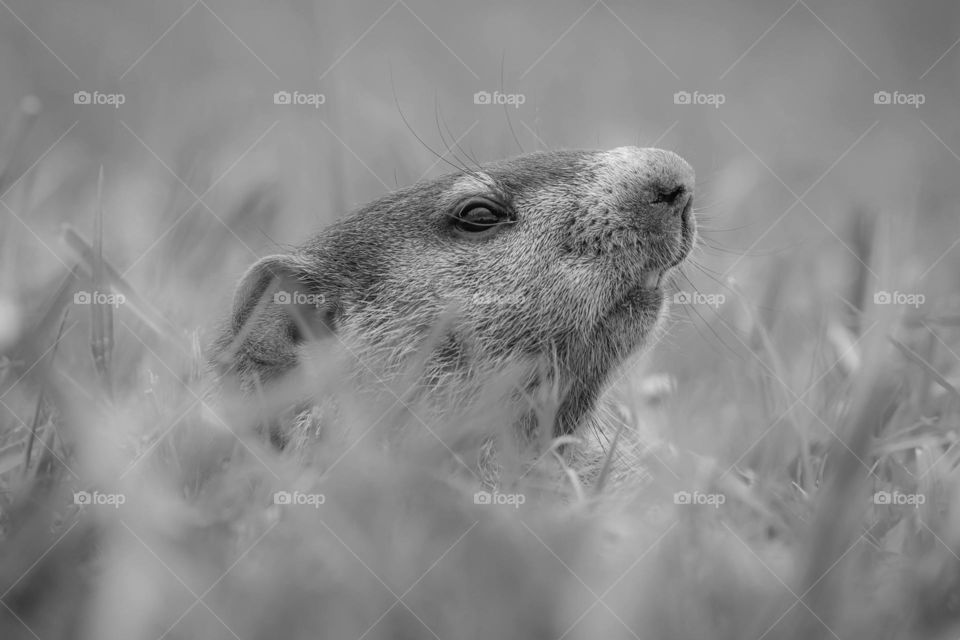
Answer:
[{"left": 211, "top": 146, "right": 695, "bottom": 443}]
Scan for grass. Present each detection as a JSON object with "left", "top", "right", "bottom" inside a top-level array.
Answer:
[
  {"left": 1, "top": 102, "right": 959, "bottom": 640},
  {"left": 2, "top": 3, "right": 960, "bottom": 634}
]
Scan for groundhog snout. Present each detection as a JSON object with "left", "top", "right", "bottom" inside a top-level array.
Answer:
[
  {"left": 648, "top": 180, "right": 693, "bottom": 228},
  {"left": 601, "top": 146, "right": 695, "bottom": 236},
  {"left": 617, "top": 146, "right": 694, "bottom": 209}
]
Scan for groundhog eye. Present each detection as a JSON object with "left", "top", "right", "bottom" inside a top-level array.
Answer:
[{"left": 451, "top": 198, "right": 513, "bottom": 236}]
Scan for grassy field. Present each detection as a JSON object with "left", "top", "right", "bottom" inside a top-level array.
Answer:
[{"left": 2, "top": 1, "right": 960, "bottom": 638}]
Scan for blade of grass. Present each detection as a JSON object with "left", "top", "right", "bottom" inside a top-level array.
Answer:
[
  {"left": 592, "top": 418, "right": 625, "bottom": 496},
  {"left": 89, "top": 167, "right": 114, "bottom": 398},
  {"left": 0, "top": 439, "right": 26, "bottom": 476},
  {"left": 730, "top": 279, "right": 814, "bottom": 489},
  {"left": 62, "top": 225, "right": 186, "bottom": 351},
  {"left": 0, "top": 95, "right": 42, "bottom": 195},
  {"left": 890, "top": 336, "right": 960, "bottom": 401},
  {"left": 23, "top": 308, "right": 70, "bottom": 477}
]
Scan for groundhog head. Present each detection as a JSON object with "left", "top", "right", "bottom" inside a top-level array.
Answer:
[{"left": 212, "top": 146, "right": 695, "bottom": 437}]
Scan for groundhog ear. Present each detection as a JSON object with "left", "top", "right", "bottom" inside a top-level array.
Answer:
[{"left": 232, "top": 254, "right": 334, "bottom": 343}]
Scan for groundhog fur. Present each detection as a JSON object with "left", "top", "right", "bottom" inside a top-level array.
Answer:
[{"left": 210, "top": 146, "right": 696, "bottom": 480}]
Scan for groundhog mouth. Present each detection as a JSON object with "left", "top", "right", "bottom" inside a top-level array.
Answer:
[
  {"left": 630, "top": 197, "right": 696, "bottom": 294},
  {"left": 640, "top": 269, "right": 664, "bottom": 290}
]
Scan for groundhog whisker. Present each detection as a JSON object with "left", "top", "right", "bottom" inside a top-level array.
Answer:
[
  {"left": 688, "top": 257, "right": 731, "bottom": 283},
  {"left": 499, "top": 53, "right": 525, "bottom": 155},
  {"left": 435, "top": 100, "right": 485, "bottom": 175},
  {"left": 434, "top": 100, "right": 475, "bottom": 177},
  {"left": 391, "top": 76, "right": 483, "bottom": 182},
  {"left": 673, "top": 269, "right": 745, "bottom": 357},
  {"left": 674, "top": 300, "right": 735, "bottom": 358},
  {"left": 696, "top": 221, "right": 753, "bottom": 234}
]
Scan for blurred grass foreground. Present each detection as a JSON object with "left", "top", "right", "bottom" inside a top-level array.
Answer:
[{"left": 3, "top": 1, "right": 960, "bottom": 638}]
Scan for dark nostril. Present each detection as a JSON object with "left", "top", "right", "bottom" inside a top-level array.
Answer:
[{"left": 654, "top": 185, "right": 687, "bottom": 205}]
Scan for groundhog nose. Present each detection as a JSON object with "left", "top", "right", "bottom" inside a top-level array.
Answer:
[
  {"left": 652, "top": 182, "right": 693, "bottom": 224},
  {"left": 653, "top": 184, "right": 689, "bottom": 206},
  {"left": 639, "top": 149, "right": 694, "bottom": 223},
  {"left": 607, "top": 146, "right": 695, "bottom": 207}
]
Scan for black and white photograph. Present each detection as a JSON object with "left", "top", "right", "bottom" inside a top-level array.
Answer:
[{"left": 1, "top": 1, "right": 959, "bottom": 638}]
